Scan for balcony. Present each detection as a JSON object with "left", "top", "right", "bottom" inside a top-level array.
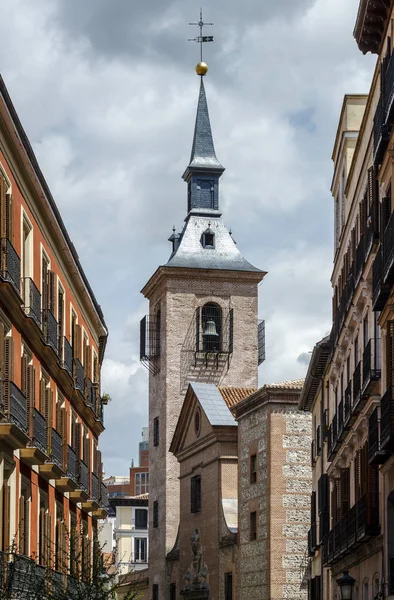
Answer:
[
  {"left": 39, "top": 428, "right": 63, "bottom": 481},
  {"left": 78, "top": 459, "right": 89, "bottom": 495},
  {"left": 344, "top": 381, "right": 352, "bottom": 427},
  {"left": 308, "top": 523, "right": 317, "bottom": 556},
  {"left": 66, "top": 445, "right": 78, "bottom": 482},
  {"left": 101, "top": 482, "right": 108, "bottom": 507},
  {"left": 372, "top": 245, "right": 391, "bottom": 310},
  {"left": 374, "top": 95, "right": 390, "bottom": 164},
  {"left": 383, "top": 210, "right": 394, "bottom": 283},
  {"left": 322, "top": 493, "right": 380, "bottom": 567},
  {"left": 20, "top": 408, "right": 47, "bottom": 467},
  {"left": 42, "top": 309, "right": 58, "bottom": 354},
  {"left": 55, "top": 444, "right": 79, "bottom": 494},
  {"left": 369, "top": 406, "right": 390, "bottom": 464},
  {"left": 355, "top": 234, "right": 365, "bottom": 285},
  {"left": 0, "top": 238, "right": 21, "bottom": 296},
  {"left": 91, "top": 473, "right": 100, "bottom": 504},
  {"left": 380, "top": 385, "right": 394, "bottom": 452},
  {"left": 362, "top": 339, "right": 381, "bottom": 395},
  {"left": 73, "top": 358, "right": 84, "bottom": 393},
  {"left": 85, "top": 378, "right": 95, "bottom": 411},
  {"left": 0, "top": 382, "right": 29, "bottom": 449},
  {"left": 21, "top": 277, "right": 41, "bottom": 328},
  {"left": 59, "top": 336, "right": 73, "bottom": 378},
  {"left": 353, "top": 360, "right": 362, "bottom": 412}
]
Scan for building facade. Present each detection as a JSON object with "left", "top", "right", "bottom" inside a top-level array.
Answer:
[
  {"left": 141, "top": 68, "right": 265, "bottom": 598},
  {"left": 0, "top": 74, "right": 108, "bottom": 590},
  {"left": 234, "top": 380, "right": 311, "bottom": 600},
  {"left": 301, "top": 2, "right": 394, "bottom": 597}
]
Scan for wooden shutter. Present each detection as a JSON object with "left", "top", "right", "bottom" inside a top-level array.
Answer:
[
  {"left": 60, "top": 407, "right": 67, "bottom": 468},
  {"left": 381, "top": 196, "right": 391, "bottom": 239},
  {"left": 355, "top": 451, "right": 361, "bottom": 501},
  {"left": 39, "top": 508, "right": 45, "bottom": 564},
  {"left": 44, "top": 387, "right": 53, "bottom": 449},
  {"left": 387, "top": 321, "right": 394, "bottom": 389},
  {"left": 75, "top": 423, "right": 81, "bottom": 459},
  {"left": 27, "top": 364, "right": 36, "bottom": 437},
  {"left": 335, "top": 479, "right": 342, "bottom": 524},
  {"left": 3, "top": 337, "right": 14, "bottom": 414},
  {"left": 97, "top": 450, "right": 102, "bottom": 482},
  {"left": 0, "top": 322, "right": 5, "bottom": 381},
  {"left": 195, "top": 307, "right": 200, "bottom": 352},
  {"left": 18, "top": 495, "right": 25, "bottom": 555},
  {"left": 0, "top": 179, "right": 12, "bottom": 241},
  {"left": 48, "top": 270, "right": 56, "bottom": 314},
  {"left": 75, "top": 324, "right": 82, "bottom": 361},
  {"left": 44, "top": 512, "right": 52, "bottom": 567},
  {"left": 2, "top": 480, "right": 10, "bottom": 551},
  {"left": 21, "top": 354, "right": 28, "bottom": 396},
  {"left": 367, "top": 463, "right": 380, "bottom": 525},
  {"left": 84, "top": 432, "right": 90, "bottom": 470},
  {"left": 341, "top": 468, "right": 350, "bottom": 515}
]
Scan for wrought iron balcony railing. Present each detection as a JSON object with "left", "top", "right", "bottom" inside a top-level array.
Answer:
[
  {"left": 50, "top": 428, "right": 63, "bottom": 469},
  {"left": 78, "top": 459, "right": 89, "bottom": 494},
  {"left": 42, "top": 309, "right": 58, "bottom": 354},
  {"left": 85, "top": 378, "right": 95, "bottom": 410},
  {"left": 91, "top": 472, "right": 99, "bottom": 503},
  {"left": 66, "top": 445, "right": 77, "bottom": 482},
  {"left": 73, "top": 358, "right": 84, "bottom": 393},
  {"left": 362, "top": 338, "right": 381, "bottom": 395},
  {"left": 32, "top": 408, "right": 47, "bottom": 454},
  {"left": 21, "top": 277, "right": 41, "bottom": 328},
  {"left": 101, "top": 482, "right": 108, "bottom": 508},
  {"left": 380, "top": 385, "right": 394, "bottom": 452},
  {"left": 7, "top": 382, "right": 28, "bottom": 434},
  {"left": 368, "top": 406, "right": 390, "bottom": 464},
  {"left": 353, "top": 360, "right": 362, "bottom": 410},
  {"left": 0, "top": 238, "right": 21, "bottom": 295},
  {"left": 60, "top": 336, "right": 73, "bottom": 378}
]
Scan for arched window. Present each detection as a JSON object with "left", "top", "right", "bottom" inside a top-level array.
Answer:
[
  {"left": 363, "top": 579, "right": 369, "bottom": 600},
  {"left": 388, "top": 491, "right": 394, "bottom": 594},
  {"left": 201, "top": 303, "right": 222, "bottom": 352}
]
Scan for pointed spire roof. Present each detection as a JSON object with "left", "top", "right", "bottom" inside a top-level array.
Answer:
[{"left": 185, "top": 78, "right": 224, "bottom": 174}]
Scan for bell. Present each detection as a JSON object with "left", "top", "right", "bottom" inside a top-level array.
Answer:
[{"left": 202, "top": 319, "right": 219, "bottom": 337}]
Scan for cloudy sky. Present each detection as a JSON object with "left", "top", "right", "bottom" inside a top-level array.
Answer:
[{"left": 0, "top": 0, "right": 375, "bottom": 475}]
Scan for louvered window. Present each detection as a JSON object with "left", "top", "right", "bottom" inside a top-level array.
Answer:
[
  {"left": 250, "top": 511, "right": 257, "bottom": 541},
  {"left": 250, "top": 454, "right": 257, "bottom": 484}
]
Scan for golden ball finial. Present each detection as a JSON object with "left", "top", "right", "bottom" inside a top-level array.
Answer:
[{"left": 195, "top": 62, "right": 208, "bottom": 76}]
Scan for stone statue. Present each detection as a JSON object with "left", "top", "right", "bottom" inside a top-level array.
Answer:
[{"left": 183, "top": 529, "right": 209, "bottom": 594}]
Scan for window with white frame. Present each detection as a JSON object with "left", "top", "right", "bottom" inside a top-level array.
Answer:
[{"left": 135, "top": 472, "right": 149, "bottom": 496}]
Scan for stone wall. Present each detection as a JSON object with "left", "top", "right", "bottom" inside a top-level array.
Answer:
[{"left": 237, "top": 391, "right": 311, "bottom": 600}]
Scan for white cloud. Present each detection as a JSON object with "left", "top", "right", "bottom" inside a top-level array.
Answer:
[{"left": 0, "top": 0, "right": 376, "bottom": 473}]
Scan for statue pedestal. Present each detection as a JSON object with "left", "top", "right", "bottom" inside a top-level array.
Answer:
[{"left": 181, "top": 589, "right": 209, "bottom": 600}]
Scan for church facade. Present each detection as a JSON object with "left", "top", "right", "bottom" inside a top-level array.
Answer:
[{"left": 141, "top": 69, "right": 265, "bottom": 599}]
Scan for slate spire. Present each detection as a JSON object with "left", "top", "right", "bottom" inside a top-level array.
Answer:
[
  {"left": 183, "top": 78, "right": 225, "bottom": 215},
  {"left": 188, "top": 78, "right": 224, "bottom": 171}
]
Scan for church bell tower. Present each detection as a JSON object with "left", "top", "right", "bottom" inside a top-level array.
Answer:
[{"left": 140, "top": 20, "right": 266, "bottom": 597}]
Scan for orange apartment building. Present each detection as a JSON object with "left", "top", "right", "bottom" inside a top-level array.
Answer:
[{"left": 0, "top": 74, "right": 108, "bottom": 590}]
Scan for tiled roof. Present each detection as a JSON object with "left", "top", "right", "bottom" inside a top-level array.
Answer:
[
  {"left": 190, "top": 382, "right": 236, "bottom": 426},
  {"left": 218, "top": 386, "right": 257, "bottom": 408},
  {"left": 265, "top": 378, "right": 305, "bottom": 390}
]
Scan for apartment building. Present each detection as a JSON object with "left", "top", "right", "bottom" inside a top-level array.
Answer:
[
  {"left": 0, "top": 74, "right": 108, "bottom": 591},
  {"left": 301, "top": 1, "right": 394, "bottom": 597}
]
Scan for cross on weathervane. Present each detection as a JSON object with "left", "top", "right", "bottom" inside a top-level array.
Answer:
[{"left": 188, "top": 8, "right": 214, "bottom": 63}]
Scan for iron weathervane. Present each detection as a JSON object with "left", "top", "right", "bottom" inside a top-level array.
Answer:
[{"left": 188, "top": 8, "right": 214, "bottom": 63}]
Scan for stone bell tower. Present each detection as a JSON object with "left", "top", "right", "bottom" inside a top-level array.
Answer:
[{"left": 141, "top": 59, "right": 266, "bottom": 599}]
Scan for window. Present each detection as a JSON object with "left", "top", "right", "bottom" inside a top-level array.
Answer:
[
  {"left": 39, "top": 491, "right": 49, "bottom": 566},
  {"left": 58, "top": 283, "right": 65, "bottom": 351},
  {"left": 135, "top": 472, "right": 149, "bottom": 496},
  {"left": 191, "top": 475, "right": 201, "bottom": 513},
  {"left": 153, "top": 501, "right": 159, "bottom": 528},
  {"left": 170, "top": 583, "right": 176, "bottom": 600},
  {"left": 152, "top": 584, "right": 159, "bottom": 600},
  {"left": 225, "top": 572, "right": 233, "bottom": 600},
  {"left": 194, "top": 408, "right": 201, "bottom": 437},
  {"left": 0, "top": 172, "right": 13, "bottom": 242},
  {"left": 250, "top": 454, "right": 257, "bottom": 484},
  {"left": 363, "top": 314, "right": 369, "bottom": 349},
  {"left": 21, "top": 213, "right": 33, "bottom": 297},
  {"left": 135, "top": 509, "right": 148, "bottom": 529},
  {"left": 18, "top": 480, "right": 31, "bottom": 556},
  {"left": 201, "top": 303, "right": 222, "bottom": 352},
  {"left": 134, "top": 537, "right": 147, "bottom": 562},
  {"left": 153, "top": 417, "right": 159, "bottom": 446},
  {"left": 250, "top": 511, "right": 257, "bottom": 541},
  {"left": 201, "top": 226, "right": 215, "bottom": 248}
]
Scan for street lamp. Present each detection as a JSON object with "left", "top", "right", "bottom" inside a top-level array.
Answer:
[{"left": 336, "top": 570, "right": 356, "bottom": 600}]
